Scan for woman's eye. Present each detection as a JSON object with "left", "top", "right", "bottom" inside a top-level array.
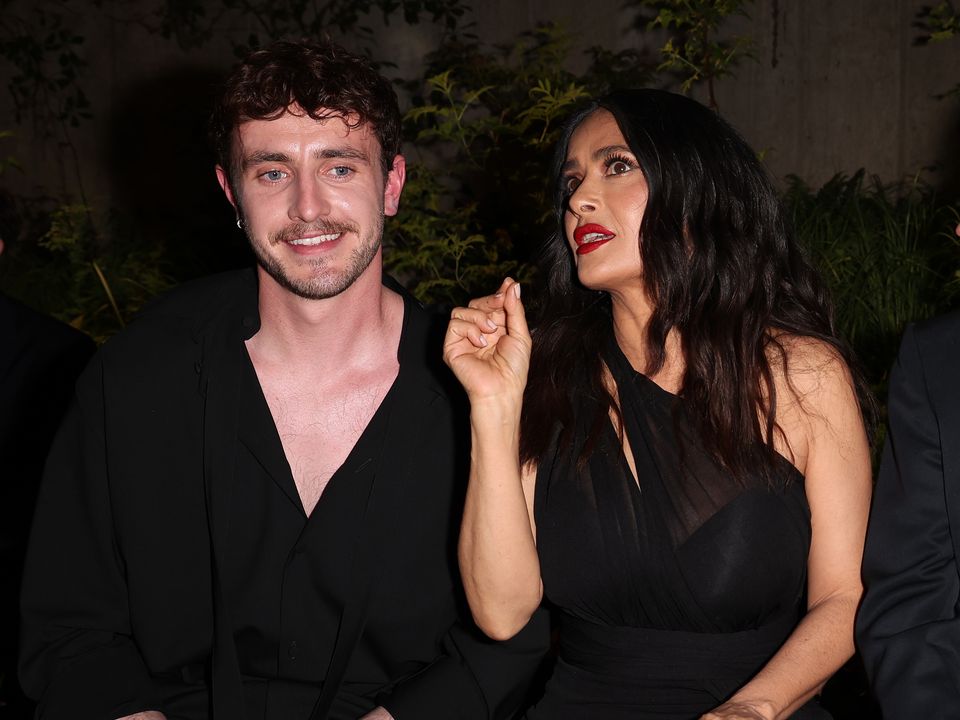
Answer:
[
  {"left": 563, "top": 176, "right": 580, "bottom": 194},
  {"left": 609, "top": 160, "right": 632, "bottom": 175}
]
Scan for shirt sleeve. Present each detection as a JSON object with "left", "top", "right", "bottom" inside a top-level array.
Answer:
[
  {"left": 383, "top": 609, "right": 549, "bottom": 720},
  {"left": 19, "top": 356, "right": 164, "bottom": 720},
  {"left": 856, "top": 322, "right": 960, "bottom": 714}
]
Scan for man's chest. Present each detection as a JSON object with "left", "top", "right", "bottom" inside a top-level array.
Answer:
[{"left": 256, "top": 370, "right": 398, "bottom": 516}]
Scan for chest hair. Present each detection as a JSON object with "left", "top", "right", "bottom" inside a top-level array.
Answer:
[{"left": 254, "top": 363, "right": 398, "bottom": 516}]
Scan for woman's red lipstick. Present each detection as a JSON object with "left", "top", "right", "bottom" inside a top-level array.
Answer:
[{"left": 573, "top": 223, "right": 615, "bottom": 255}]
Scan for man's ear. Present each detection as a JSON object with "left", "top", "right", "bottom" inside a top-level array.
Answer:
[
  {"left": 383, "top": 155, "right": 406, "bottom": 217},
  {"left": 215, "top": 165, "right": 237, "bottom": 210}
]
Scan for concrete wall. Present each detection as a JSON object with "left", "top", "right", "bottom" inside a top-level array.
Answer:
[{"left": 715, "top": 0, "right": 960, "bottom": 190}]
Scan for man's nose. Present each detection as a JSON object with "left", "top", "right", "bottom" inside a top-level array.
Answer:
[{"left": 289, "top": 175, "right": 331, "bottom": 222}]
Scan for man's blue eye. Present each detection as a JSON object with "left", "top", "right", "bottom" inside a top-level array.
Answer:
[
  {"left": 332, "top": 166, "right": 351, "bottom": 177},
  {"left": 264, "top": 170, "right": 284, "bottom": 182}
]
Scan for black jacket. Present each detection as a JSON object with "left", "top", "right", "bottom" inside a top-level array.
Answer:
[
  {"left": 857, "top": 310, "right": 960, "bottom": 716},
  {"left": 1, "top": 293, "right": 95, "bottom": 715},
  {"left": 19, "top": 270, "right": 547, "bottom": 720}
]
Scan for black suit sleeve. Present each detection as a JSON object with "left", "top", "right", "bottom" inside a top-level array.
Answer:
[
  {"left": 856, "top": 323, "right": 960, "bottom": 714},
  {"left": 19, "top": 357, "right": 163, "bottom": 720},
  {"left": 384, "top": 610, "right": 549, "bottom": 720}
]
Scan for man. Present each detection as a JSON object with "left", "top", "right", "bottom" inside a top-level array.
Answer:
[
  {"left": 856, "top": 222, "right": 960, "bottom": 716},
  {"left": 0, "top": 232, "right": 95, "bottom": 717},
  {"left": 19, "top": 39, "right": 546, "bottom": 720}
]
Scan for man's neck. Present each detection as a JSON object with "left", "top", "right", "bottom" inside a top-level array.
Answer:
[{"left": 248, "top": 263, "right": 403, "bottom": 370}]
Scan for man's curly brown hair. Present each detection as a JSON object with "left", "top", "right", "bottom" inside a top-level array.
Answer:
[{"left": 210, "top": 39, "right": 401, "bottom": 186}]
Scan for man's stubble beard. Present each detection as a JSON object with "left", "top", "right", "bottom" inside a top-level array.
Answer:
[{"left": 243, "top": 212, "right": 385, "bottom": 301}]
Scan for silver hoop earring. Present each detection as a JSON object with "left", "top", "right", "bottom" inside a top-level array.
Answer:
[{"left": 236, "top": 217, "right": 244, "bottom": 230}]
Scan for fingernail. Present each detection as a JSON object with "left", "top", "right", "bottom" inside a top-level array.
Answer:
[
  {"left": 485, "top": 319, "right": 497, "bottom": 331},
  {"left": 513, "top": 282, "right": 521, "bottom": 298},
  {"left": 478, "top": 334, "right": 488, "bottom": 347}
]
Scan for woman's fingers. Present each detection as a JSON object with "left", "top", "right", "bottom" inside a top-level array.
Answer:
[
  {"left": 501, "top": 280, "right": 530, "bottom": 342},
  {"left": 445, "top": 319, "right": 489, "bottom": 350},
  {"left": 467, "top": 277, "right": 515, "bottom": 312},
  {"left": 450, "top": 306, "right": 503, "bottom": 334},
  {"left": 445, "top": 277, "right": 528, "bottom": 360}
]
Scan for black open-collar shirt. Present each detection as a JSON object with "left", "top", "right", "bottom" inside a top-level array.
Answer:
[{"left": 20, "top": 270, "right": 549, "bottom": 720}]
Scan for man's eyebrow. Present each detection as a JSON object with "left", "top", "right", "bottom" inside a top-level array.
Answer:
[
  {"left": 241, "top": 151, "right": 290, "bottom": 169},
  {"left": 560, "top": 144, "right": 634, "bottom": 173},
  {"left": 240, "top": 147, "right": 371, "bottom": 169},
  {"left": 314, "top": 147, "right": 371, "bottom": 162}
]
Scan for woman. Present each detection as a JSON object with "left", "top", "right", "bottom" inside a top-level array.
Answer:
[{"left": 444, "top": 90, "right": 872, "bottom": 719}]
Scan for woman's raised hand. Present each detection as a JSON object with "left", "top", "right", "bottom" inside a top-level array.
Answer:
[{"left": 443, "top": 277, "right": 531, "bottom": 405}]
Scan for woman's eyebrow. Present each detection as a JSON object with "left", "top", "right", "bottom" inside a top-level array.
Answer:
[
  {"left": 561, "top": 144, "right": 634, "bottom": 172},
  {"left": 594, "top": 144, "right": 632, "bottom": 158}
]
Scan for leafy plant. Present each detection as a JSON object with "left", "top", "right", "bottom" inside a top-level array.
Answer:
[
  {"left": 631, "top": 0, "right": 755, "bottom": 110},
  {"left": 916, "top": 1, "right": 959, "bottom": 42},
  {"left": 915, "top": 1, "right": 960, "bottom": 98},
  {"left": 0, "top": 199, "right": 174, "bottom": 342},
  {"left": 0, "top": 1, "right": 91, "bottom": 134},
  {"left": 387, "top": 22, "right": 652, "bottom": 305},
  {"left": 785, "top": 170, "right": 960, "bottom": 395}
]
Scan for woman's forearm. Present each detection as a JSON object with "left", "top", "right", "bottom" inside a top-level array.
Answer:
[
  {"left": 708, "top": 591, "right": 859, "bottom": 719},
  {"left": 459, "top": 399, "right": 542, "bottom": 641}
]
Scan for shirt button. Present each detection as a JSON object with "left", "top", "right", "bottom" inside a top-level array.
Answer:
[{"left": 288, "top": 640, "right": 297, "bottom": 660}]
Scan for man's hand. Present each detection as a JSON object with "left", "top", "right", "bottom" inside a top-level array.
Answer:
[
  {"left": 116, "top": 713, "right": 168, "bottom": 720},
  {"left": 358, "top": 707, "right": 394, "bottom": 720}
]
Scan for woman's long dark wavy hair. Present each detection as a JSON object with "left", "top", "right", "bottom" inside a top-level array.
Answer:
[{"left": 519, "top": 89, "right": 873, "bottom": 482}]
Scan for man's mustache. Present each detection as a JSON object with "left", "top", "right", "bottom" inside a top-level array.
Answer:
[{"left": 269, "top": 221, "right": 360, "bottom": 244}]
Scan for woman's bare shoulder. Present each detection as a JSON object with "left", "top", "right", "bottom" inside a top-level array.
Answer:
[{"left": 766, "top": 332, "right": 854, "bottom": 406}]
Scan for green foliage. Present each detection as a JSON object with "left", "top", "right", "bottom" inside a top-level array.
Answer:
[
  {"left": 632, "top": 0, "right": 754, "bottom": 109},
  {"left": 786, "top": 171, "right": 960, "bottom": 394},
  {"left": 0, "top": 1, "right": 91, "bottom": 135},
  {"left": 915, "top": 1, "right": 960, "bottom": 99},
  {"left": 0, "top": 200, "right": 174, "bottom": 343},
  {"left": 917, "top": 1, "right": 959, "bottom": 42},
  {"left": 386, "top": 22, "right": 652, "bottom": 305},
  {"left": 388, "top": 163, "right": 527, "bottom": 303}
]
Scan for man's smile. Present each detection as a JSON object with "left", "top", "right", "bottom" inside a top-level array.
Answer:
[{"left": 287, "top": 232, "right": 342, "bottom": 246}]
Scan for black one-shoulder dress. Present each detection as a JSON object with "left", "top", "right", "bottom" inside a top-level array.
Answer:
[{"left": 526, "top": 339, "right": 828, "bottom": 719}]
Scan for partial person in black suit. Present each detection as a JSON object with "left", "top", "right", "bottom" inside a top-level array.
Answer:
[
  {"left": 857, "top": 222, "right": 960, "bottom": 716},
  {"left": 0, "top": 235, "right": 95, "bottom": 718}
]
